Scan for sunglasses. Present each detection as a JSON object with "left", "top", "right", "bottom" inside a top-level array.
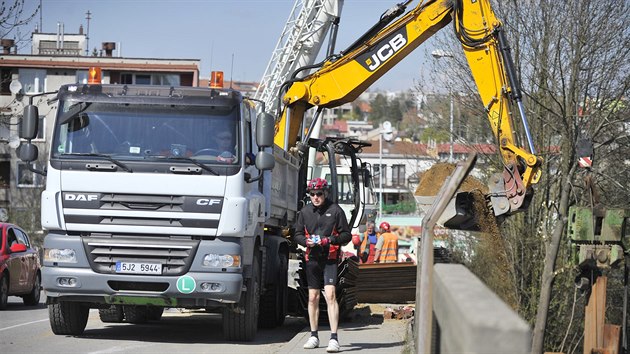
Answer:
[{"left": 309, "top": 191, "right": 324, "bottom": 197}]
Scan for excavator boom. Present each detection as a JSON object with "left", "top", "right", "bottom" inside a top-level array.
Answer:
[{"left": 276, "top": 0, "right": 542, "bottom": 220}]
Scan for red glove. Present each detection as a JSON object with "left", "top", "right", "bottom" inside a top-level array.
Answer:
[
  {"left": 319, "top": 237, "right": 330, "bottom": 247},
  {"left": 352, "top": 234, "right": 360, "bottom": 246}
]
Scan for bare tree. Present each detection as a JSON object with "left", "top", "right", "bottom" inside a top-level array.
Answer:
[
  {"left": 0, "top": 0, "right": 40, "bottom": 50},
  {"left": 417, "top": 0, "right": 630, "bottom": 352}
]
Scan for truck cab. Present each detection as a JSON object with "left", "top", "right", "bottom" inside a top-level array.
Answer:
[{"left": 17, "top": 79, "right": 289, "bottom": 341}]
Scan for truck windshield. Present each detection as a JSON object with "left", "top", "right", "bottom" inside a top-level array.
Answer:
[{"left": 52, "top": 102, "right": 240, "bottom": 165}]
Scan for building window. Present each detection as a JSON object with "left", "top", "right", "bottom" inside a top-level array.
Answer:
[
  {"left": 19, "top": 69, "right": 46, "bottom": 93},
  {"left": 17, "top": 163, "right": 44, "bottom": 188},
  {"left": 373, "top": 164, "right": 387, "bottom": 187},
  {"left": 0, "top": 160, "right": 9, "bottom": 188},
  {"left": 1, "top": 69, "right": 12, "bottom": 95},
  {"left": 76, "top": 70, "right": 88, "bottom": 84},
  {"left": 153, "top": 74, "right": 179, "bottom": 86},
  {"left": 118, "top": 73, "right": 181, "bottom": 86},
  {"left": 135, "top": 74, "right": 151, "bottom": 85},
  {"left": 120, "top": 73, "right": 133, "bottom": 84},
  {"left": 392, "top": 164, "right": 406, "bottom": 186}
]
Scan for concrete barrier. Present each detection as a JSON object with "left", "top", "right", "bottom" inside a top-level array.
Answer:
[{"left": 432, "top": 263, "right": 531, "bottom": 353}]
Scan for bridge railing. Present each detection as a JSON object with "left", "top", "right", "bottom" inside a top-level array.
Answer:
[{"left": 431, "top": 263, "right": 531, "bottom": 353}]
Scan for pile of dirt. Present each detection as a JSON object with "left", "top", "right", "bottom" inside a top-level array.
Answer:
[
  {"left": 414, "top": 163, "right": 516, "bottom": 307},
  {"left": 414, "top": 163, "right": 488, "bottom": 197}
]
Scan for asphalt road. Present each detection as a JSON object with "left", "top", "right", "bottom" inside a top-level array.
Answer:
[{"left": 0, "top": 292, "right": 306, "bottom": 354}]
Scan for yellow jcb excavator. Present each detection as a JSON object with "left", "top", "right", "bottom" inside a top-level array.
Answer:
[{"left": 275, "top": 0, "right": 542, "bottom": 226}]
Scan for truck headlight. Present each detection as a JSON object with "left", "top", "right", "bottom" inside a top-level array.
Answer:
[
  {"left": 202, "top": 254, "right": 240, "bottom": 268},
  {"left": 44, "top": 248, "right": 77, "bottom": 263}
]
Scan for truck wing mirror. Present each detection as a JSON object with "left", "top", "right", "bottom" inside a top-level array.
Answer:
[
  {"left": 20, "top": 105, "right": 39, "bottom": 140},
  {"left": 16, "top": 142, "right": 38, "bottom": 162},
  {"left": 255, "top": 151, "right": 275, "bottom": 171},
  {"left": 256, "top": 112, "right": 275, "bottom": 148}
]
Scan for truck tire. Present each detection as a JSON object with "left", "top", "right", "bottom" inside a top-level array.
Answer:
[
  {"left": 23, "top": 273, "right": 41, "bottom": 306},
  {"left": 147, "top": 307, "right": 164, "bottom": 321},
  {"left": 49, "top": 302, "right": 89, "bottom": 335},
  {"left": 99, "top": 305, "right": 124, "bottom": 323},
  {"left": 0, "top": 275, "right": 8, "bottom": 310},
  {"left": 258, "top": 251, "right": 287, "bottom": 328},
  {"left": 123, "top": 305, "right": 149, "bottom": 323},
  {"left": 223, "top": 249, "right": 260, "bottom": 341}
]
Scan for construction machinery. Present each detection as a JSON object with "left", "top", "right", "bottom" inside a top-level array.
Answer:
[{"left": 275, "top": 0, "right": 543, "bottom": 227}]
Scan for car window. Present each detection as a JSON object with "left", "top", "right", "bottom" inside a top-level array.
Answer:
[
  {"left": 7, "top": 228, "right": 18, "bottom": 247},
  {"left": 15, "top": 229, "right": 31, "bottom": 248}
]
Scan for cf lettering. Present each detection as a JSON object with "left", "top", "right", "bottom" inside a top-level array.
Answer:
[{"left": 196, "top": 199, "right": 221, "bottom": 206}]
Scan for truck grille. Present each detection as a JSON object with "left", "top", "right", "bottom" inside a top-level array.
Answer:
[
  {"left": 83, "top": 237, "right": 199, "bottom": 276},
  {"left": 62, "top": 193, "right": 222, "bottom": 230}
]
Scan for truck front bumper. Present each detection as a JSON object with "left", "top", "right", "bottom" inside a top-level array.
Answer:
[{"left": 43, "top": 266, "right": 243, "bottom": 307}]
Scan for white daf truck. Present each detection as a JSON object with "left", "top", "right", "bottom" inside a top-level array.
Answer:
[{"left": 16, "top": 70, "right": 369, "bottom": 341}]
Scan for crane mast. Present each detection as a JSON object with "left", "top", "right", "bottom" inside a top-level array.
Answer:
[{"left": 255, "top": 0, "right": 344, "bottom": 116}]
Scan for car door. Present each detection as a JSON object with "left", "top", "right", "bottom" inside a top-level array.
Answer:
[
  {"left": 5, "top": 227, "right": 25, "bottom": 293},
  {"left": 15, "top": 228, "right": 37, "bottom": 291}
]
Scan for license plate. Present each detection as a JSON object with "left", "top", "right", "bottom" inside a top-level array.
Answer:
[{"left": 115, "top": 261, "right": 162, "bottom": 275}]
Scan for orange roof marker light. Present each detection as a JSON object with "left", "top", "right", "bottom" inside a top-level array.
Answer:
[
  {"left": 210, "top": 71, "right": 224, "bottom": 89},
  {"left": 88, "top": 67, "right": 102, "bottom": 84}
]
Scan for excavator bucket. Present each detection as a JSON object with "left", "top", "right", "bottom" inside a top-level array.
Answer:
[{"left": 414, "top": 162, "right": 515, "bottom": 232}]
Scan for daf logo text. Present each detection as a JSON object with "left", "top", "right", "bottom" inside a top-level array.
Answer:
[{"left": 65, "top": 193, "right": 98, "bottom": 202}]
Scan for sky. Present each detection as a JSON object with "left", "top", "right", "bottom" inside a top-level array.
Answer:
[{"left": 25, "top": 0, "right": 444, "bottom": 92}]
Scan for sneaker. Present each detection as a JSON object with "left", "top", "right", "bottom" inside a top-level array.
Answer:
[
  {"left": 326, "top": 339, "right": 340, "bottom": 353},
  {"left": 303, "top": 336, "right": 319, "bottom": 349}
]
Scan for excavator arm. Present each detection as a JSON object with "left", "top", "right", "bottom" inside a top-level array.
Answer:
[{"left": 276, "top": 0, "right": 542, "bottom": 218}]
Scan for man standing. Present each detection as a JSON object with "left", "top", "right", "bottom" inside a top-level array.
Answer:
[
  {"left": 374, "top": 221, "right": 398, "bottom": 263},
  {"left": 294, "top": 177, "right": 352, "bottom": 353},
  {"left": 358, "top": 221, "right": 379, "bottom": 263}
]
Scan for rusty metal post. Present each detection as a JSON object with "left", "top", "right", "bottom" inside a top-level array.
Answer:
[{"left": 415, "top": 152, "right": 477, "bottom": 353}]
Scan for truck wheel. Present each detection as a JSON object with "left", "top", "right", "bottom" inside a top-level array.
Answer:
[
  {"left": 49, "top": 302, "right": 89, "bottom": 335},
  {"left": 23, "top": 273, "right": 41, "bottom": 306},
  {"left": 147, "top": 307, "right": 164, "bottom": 321},
  {"left": 99, "top": 305, "right": 124, "bottom": 323},
  {"left": 0, "top": 275, "right": 8, "bottom": 310},
  {"left": 123, "top": 305, "right": 149, "bottom": 323},
  {"left": 223, "top": 249, "right": 260, "bottom": 341},
  {"left": 258, "top": 251, "right": 287, "bottom": 328}
]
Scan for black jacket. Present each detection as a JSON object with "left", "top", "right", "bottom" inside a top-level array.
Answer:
[{"left": 293, "top": 199, "right": 352, "bottom": 261}]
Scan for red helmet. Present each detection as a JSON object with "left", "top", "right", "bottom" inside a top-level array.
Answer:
[
  {"left": 307, "top": 177, "right": 328, "bottom": 190},
  {"left": 379, "top": 221, "right": 390, "bottom": 231}
]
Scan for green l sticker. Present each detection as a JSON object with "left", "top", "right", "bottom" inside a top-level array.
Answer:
[{"left": 176, "top": 275, "right": 196, "bottom": 294}]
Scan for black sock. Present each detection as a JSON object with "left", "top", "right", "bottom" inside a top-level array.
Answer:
[
  {"left": 311, "top": 331, "right": 318, "bottom": 338},
  {"left": 331, "top": 332, "right": 338, "bottom": 340}
]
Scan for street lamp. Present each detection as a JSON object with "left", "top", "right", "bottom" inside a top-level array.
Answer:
[
  {"left": 379, "top": 121, "right": 393, "bottom": 218},
  {"left": 431, "top": 49, "right": 454, "bottom": 162}
]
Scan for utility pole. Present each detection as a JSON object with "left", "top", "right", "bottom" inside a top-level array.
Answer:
[
  {"left": 85, "top": 10, "right": 92, "bottom": 56},
  {"left": 431, "top": 49, "right": 455, "bottom": 162}
]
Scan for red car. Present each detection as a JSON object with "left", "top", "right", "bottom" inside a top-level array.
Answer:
[{"left": 0, "top": 223, "right": 41, "bottom": 309}]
